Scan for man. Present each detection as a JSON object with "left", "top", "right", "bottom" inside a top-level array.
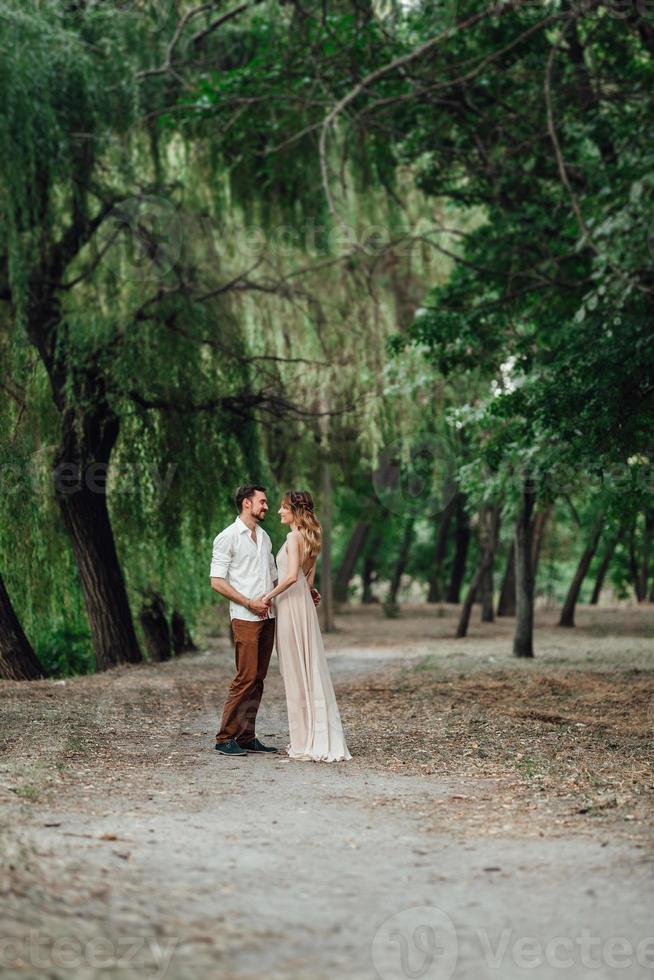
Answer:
[{"left": 210, "top": 485, "right": 278, "bottom": 756}]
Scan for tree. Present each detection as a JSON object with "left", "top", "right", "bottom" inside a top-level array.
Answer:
[
  {"left": 386, "top": 517, "right": 415, "bottom": 610},
  {"left": 0, "top": 572, "right": 45, "bottom": 681},
  {"left": 590, "top": 524, "right": 625, "bottom": 605},
  {"left": 446, "top": 493, "right": 470, "bottom": 603},
  {"left": 0, "top": 2, "right": 319, "bottom": 671},
  {"left": 559, "top": 516, "right": 604, "bottom": 627},
  {"left": 334, "top": 521, "right": 371, "bottom": 603},
  {"left": 514, "top": 477, "right": 536, "bottom": 658},
  {"left": 139, "top": 590, "right": 172, "bottom": 663},
  {"left": 497, "top": 506, "right": 550, "bottom": 616},
  {"left": 497, "top": 543, "right": 516, "bottom": 618},
  {"left": 456, "top": 504, "right": 500, "bottom": 638},
  {"left": 427, "top": 495, "right": 456, "bottom": 603}
]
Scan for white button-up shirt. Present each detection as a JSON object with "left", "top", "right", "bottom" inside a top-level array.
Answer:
[{"left": 210, "top": 516, "right": 277, "bottom": 621}]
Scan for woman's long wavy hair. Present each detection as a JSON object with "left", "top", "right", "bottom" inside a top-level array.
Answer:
[{"left": 282, "top": 489, "right": 322, "bottom": 559}]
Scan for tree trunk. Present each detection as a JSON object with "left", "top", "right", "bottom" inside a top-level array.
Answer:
[
  {"left": 387, "top": 518, "right": 415, "bottom": 607},
  {"left": 334, "top": 521, "right": 371, "bottom": 603},
  {"left": 628, "top": 518, "right": 642, "bottom": 600},
  {"left": 319, "top": 455, "right": 335, "bottom": 632},
  {"left": 638, "top": 508, "right": 654, "bottom": 602},
  {"left": 427, "top": 496, "right": 456, "bottom": 603},
  {"left": 54, "top": 405, "right": 142, "bottom": 671},
  {"left": 446, "top": 493, "right": 470, "bottom": 603},
  {"left": 0, "top": 573, "right": 46, "bottom": 680},
  {"left": 498, "top": 506, "right": 550, "bottom": 618},
  {"left": 559, "top": 516, "right": 604, "bottom": 627},
  {"left": 497, "top": 543, "right": 516, "bottom": 617},
  {"left": 139, "top": 590, "right": 171, "bottom": 662},
  {"left": 171, "top": 610, "right": 196, "bottom": 654},
  {"left": 480, "top": 507, "right": 501, "bottom": 622},
  {"left": 25, "top": 284, "right": 142, "bottom": 673},
  {"left": 456, "top": 505, "right": 500, "bottom": 638},
  {"left": 362, "top": 531, "right": 381, "bottom": 604},
  {"left": 531, "top": 507, "right": 550, "bottom": 581},
  {"left": 590, "top": 526, "right": 624, "bottom": 605},
  {"left": 513, "top": 477, "right": 536, "bottom": 658}
]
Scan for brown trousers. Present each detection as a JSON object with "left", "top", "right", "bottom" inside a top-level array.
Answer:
[{"left": 216, "top": 617, "right": 276, "bottom": 745}]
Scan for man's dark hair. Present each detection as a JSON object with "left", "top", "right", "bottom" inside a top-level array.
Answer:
[{"left": 235, "top": 484, "right": 266, "bottom": 511}]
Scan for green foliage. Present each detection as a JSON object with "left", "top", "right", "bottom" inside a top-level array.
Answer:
[
  {"left": 391, "top": 1, "right": 654, "bottom": 473},
  {"left": 2, "top": 0, "right": 653, "bottom": 679},
  {"left": 36, "top": 622, "right": 94, "bottom": 678},
  {"left": 166, "top": 6, "right": 401, "bottom": 223}
]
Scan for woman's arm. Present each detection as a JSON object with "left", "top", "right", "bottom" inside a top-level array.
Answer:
[
  {"left": 261, "top": 533, "right": 301, "bottom": 602},
  {"left": 306, "top": 561, "right": 317, "bottom": 588}
]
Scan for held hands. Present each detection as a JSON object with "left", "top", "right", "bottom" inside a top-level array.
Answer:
[
  {"left": 251, "top": 589, "right": 319, "bottom": 616},
  {"left": 249, "top": 596, "right": 271, "bottom": 618}
]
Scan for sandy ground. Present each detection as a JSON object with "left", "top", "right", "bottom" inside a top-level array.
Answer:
[{"left": 1, "top": 603, "right": 653, "bottom": 980}]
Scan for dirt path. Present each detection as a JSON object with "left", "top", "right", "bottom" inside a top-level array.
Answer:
[{"left": 2, "top": 605, "right": 653, "bottom": 979}]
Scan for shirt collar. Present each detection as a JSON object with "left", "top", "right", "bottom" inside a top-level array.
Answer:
[{"left": 236, "top": 516, "right": 255, "bottom": 535}]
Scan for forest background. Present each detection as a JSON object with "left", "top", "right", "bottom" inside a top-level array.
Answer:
[{"left": 1, "top": 0, "right": 653, "bottom": 679}]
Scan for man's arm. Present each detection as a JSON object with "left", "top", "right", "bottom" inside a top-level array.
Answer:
[
  {"left": 209, "top": 528, "right": 269, "bottom": 617},
  {"left": 210, "top": 577, "right": 269, "bottom": 617}
]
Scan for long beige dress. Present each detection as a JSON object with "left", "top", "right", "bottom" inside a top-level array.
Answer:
[{"left": 274, "top": 541, "right": 352, "bottom": 762}]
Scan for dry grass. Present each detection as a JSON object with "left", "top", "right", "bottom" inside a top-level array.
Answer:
[
  {"left": 1, "top": 601, "right": 652, "bottom": 843},
  {"left": 324, "top": 602, "right": 653, "bottom": 840}
]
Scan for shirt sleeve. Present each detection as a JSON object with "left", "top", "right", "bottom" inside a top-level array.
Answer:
[{"left": 210, "top": 528, "right": 233, "bottom": 579}]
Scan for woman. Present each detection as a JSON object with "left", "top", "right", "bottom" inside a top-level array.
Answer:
[{"left": 261, "top": 490, "right": 352, "bottom": 763}]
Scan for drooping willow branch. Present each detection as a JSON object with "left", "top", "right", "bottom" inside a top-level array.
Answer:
[{"left": 318, "top": 0, "right": 529, "bottom": 218}]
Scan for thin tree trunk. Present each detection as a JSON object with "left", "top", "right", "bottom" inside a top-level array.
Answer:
[
  {"left": 54, "top": 405, "right": 142, "bottom": 671},
  {"left": 497, "top": 543, "right": 516, "bottom": 616},
  {"left": 171, "top": 610, "right": 196, "bottom": 654},
  {"left": 139, "top": 590, "right": 171, "bottom": 662},
  {"left": 628, "top": 518, "right": 642, "bottom": 600},
  {"left": 513, "top": 477, "right": 536, "bottom": 658},
  {"left": 559, "top": 516, "right": 604, "bottom": 627},
  {"left": 531, "top": 507, "right": 550, "bottom": 581},
  {"left": 387, "top": 518, "right": 415, "bottom": 606},
  {"left": 334, "top": 521, "right": 371, "bottom": 603},
  {"left": 427, "top": 496, "right": 456, "bottom": 603},
  {"left": 0, "top": 573, "right": 46, "bottom": 680},
  {"left": 498, "top": 507, "right": 550, "bottom": 618},
  {"left": 480, "top": 508, "right": 501, "bottom": 622},
  {"left": 319, "top": 456, "right": 335, "bottom": 632},
  {"left": 638, "top": 508, "right": 654, "bottom": 602},
  {"left": 362, "top": 531, "right": 381, "bottom": 604},
  {"left": 456, "top": 506, "right": 500, "bottom": 638},
  {"left": 446, "top": 493, "right": 470, "bottom": 603},
  {"left": 590, "top": 526, "right": 624, "bottom": 605}
]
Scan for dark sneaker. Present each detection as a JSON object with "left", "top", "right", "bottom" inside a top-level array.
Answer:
[
  {"left": 215, "top": 738, "right": 247, "bottom": 756},
  {"left": 239, "top": 738, "right": 278, "bottom": 753}
]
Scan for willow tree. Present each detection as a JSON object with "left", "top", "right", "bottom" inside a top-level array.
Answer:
[
  {"left": 157, "top": 0, "right": 459, "bottom": 612},
  {"left": 0, "top": 2, "right": 289, "bottom": 671}
]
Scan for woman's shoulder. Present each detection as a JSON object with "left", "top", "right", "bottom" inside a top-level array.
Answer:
[{"left": 287, "top": 529, "right": 305, "bottom": 555}]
